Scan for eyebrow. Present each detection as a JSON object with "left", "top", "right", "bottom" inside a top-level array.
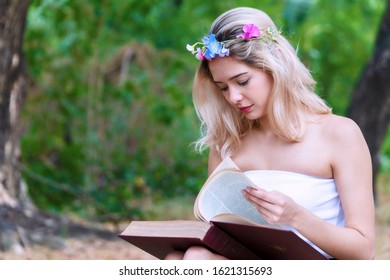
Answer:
[{"left": 214, "top": 72, "right": 248, "bottom": 84}]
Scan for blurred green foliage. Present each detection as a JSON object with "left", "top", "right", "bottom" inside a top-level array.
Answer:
[{"left": 21, "top": 0, "right": 387, "bottom": 220}]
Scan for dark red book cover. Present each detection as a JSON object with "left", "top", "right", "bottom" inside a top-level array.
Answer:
[
  {"left": 118, "top": 220, "right": 260, "bottom": 260},
  {"left": 212, "top": 220, "right": 327, "bottom": 260}
]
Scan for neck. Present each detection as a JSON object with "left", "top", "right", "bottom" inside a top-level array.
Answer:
[{"left": 255, "top": 115, "right": 273, "bottom": 135}]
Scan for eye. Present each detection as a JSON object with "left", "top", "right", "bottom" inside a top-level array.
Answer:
[
  {"left": 216, "top": 84, "right": 228, "bottom": 92},
  {"left": 238, "top": 79, "right": 249, "bottom": 86},
  {"left": 219, "top": 87, "right": 228, "bottom": 92}
]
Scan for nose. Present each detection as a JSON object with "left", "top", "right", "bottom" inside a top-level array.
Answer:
[{"left": 228, "top": 87, "right": 243, "bottom": 104}]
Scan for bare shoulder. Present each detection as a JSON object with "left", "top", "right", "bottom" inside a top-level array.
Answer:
[
  {"left": 319, "top": 114, "right": 364, "bottom": 143},
  {"left": 318, "top": 114, "right": 370, "bottom": 167}
]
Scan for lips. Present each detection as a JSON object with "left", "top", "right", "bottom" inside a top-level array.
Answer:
[{"left": 239, "top": 105, "right": 253, "bottom": 113}]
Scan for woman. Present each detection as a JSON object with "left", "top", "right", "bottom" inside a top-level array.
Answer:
[{"left": 166, "top": 7, "right": 375, "bottom": 260}]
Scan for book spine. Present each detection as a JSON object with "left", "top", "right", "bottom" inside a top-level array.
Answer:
[{"left": 204, "top": 225, "right": 260, "bottom": 260}]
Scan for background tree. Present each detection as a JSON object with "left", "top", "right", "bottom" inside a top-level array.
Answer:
[
  {"left": 0, "top": 0, "right": 114, "bottom": 253},
  {"left": 18, "top": 0, "right": 387, "bottom": 217},
  {"left": 347, "top": 0, "right": 390, "bottom": 201},
  {"left": 0, "top": 0, "right": 33, "bottom": 252},
  {"left": 0, "top": 0, "right": 32, "bottom": 210}
]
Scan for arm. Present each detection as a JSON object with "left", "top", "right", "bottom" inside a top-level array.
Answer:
[
  {"left": 243, "top": 117, "right": 375, "bottom": 259},
  {"left": 321, "top": 117, "right": 375, "bottom": 259}
]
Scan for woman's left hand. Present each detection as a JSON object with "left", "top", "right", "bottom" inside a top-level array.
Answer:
[{"left": 242, "top": 187, "right": 301, "bottom": 226}]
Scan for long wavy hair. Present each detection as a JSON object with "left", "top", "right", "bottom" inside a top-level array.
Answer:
[{"left": 192, "top": 7, "right": 331, "bottom": 158}]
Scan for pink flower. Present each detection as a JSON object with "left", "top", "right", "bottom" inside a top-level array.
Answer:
[
  {"left": 237, "top": 24, "right": 261, "bottom": 40},
  {"left": 195, "top": 47, "right": 206, "bottom": 60}
]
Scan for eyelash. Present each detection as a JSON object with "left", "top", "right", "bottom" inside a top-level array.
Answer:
[
  {"left": 219, "top": 79, "right": 249, "bottom": 92},
  {"left": 238, "top": 79, "right": 249, "bottom": 86}
]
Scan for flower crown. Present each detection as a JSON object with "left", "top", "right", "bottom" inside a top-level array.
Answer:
[{"left": 186, "top": 24, "right": 278, "bottom": 61}]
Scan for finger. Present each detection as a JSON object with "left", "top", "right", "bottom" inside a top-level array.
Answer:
[
  {"left": 243, "top": 187, "right": 276, "bottom": 205},
  {"left": 250, "top": 200, "right": 280, "bottom": 224},
  {"left": 242, "top": 189, "right": 277, "bottom": 213},
  {"left": 246, "top": 187, "right": 286, "bottom": 207},
  {"left": 242, "top": 189, "right": 283, "bottom": 224},
  {"left": 243, "top": 188, "right": 284, "bottom": 216}
]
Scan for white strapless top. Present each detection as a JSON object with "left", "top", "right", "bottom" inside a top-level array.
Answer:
[{"left": 244, "top": 170, "right": 345, "bottom": 258}]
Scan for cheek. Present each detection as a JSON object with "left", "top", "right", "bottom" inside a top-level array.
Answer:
[
  {"left": 217, "top": 91, "right": 233, "bottom": 106},
  {"left": 251, "top": 88, "right": 272, "bottom": 110},
  {"left": 256, "top": 80, "right": 273, "bottom": 102},
  {"left": 261, "top": 89, "right": 273, "bottom": 106}
]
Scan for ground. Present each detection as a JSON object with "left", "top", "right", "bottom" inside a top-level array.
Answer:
[
  {"left": 0, "top": 192, "right": 389, "bottom": 260},
  {"left": 0, "top": 204, "right": 156, "bottom": 260}
]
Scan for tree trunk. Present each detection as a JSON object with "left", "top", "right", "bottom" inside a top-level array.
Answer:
[
  {"left": 0, "top": 0, "right": 37, "bottom": 252},
  {"left": 0, "top": 0, "right": 117, "bottom": 255},
  {"left": 0, "top": 0, "right": 32, "bottom": 209},
  {"left": 347, "top": 0, "right": 390, "bottom": 201}
]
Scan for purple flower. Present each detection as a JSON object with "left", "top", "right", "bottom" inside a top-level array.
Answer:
[
  {"left": 237, "top": 24, "right": 261, "bottom": 40},
  {"left": 219, "top": 47, "right": 230, "bottom": 57}
]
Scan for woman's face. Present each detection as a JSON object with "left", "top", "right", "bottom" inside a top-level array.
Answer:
[{"left": 208, "top": 56, "right": 273, "bottom": 120}]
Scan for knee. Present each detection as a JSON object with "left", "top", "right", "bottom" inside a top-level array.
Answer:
[
  {"left": 183, "top": 246, "right": 227, "bottom": 260},
  {"left": 183, "top": 246, "right": 210, "bottom": 260},
  {"left": 165, "top": 250, "right": 185, "bottom": 260}
]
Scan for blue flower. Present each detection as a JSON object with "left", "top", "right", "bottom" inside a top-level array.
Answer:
[
  {"left": 186, "top": 24, "right": 277, "bottom": 61},
  {"left": 203, "top": 34, "right": 223, "bottom": 60}
]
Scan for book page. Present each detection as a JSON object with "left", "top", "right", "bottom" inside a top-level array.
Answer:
[
  {"left": 195, "top": 169, "right": 269, "bottom": 225},
  {"left": 209, "top": 156, "right": 240, "bottom": 176}
]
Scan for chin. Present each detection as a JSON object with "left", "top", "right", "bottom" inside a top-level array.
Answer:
[{"left": 243, "top": 112, "right": 263, "bottom": 120}]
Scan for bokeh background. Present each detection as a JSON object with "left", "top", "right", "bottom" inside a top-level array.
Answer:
[
  {"left": 1, "top": 0, "right": 389, "bottom": 259},
  {"left": 22, "top": 0, "right": 388, "bottom": 219}
]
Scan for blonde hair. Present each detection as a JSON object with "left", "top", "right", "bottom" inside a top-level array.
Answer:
[{"left": 192, "top": 7, "right": 331, "bottom": 158}]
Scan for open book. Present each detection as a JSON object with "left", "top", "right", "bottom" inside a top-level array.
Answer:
[
  {"left": 119, "top": 157, "right": 328, "bottom": 260},
  {"left": 194, "top": 156, "right": 270, "bottom": 225}
]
